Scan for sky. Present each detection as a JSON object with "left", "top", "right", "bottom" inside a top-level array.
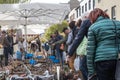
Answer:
[{"left": 30, "top": 0, "right": 70, "bottom": 4}]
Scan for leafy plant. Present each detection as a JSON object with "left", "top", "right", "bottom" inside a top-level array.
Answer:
[{"left": 44, "top": 21, "right": 68, "bottom": 40}]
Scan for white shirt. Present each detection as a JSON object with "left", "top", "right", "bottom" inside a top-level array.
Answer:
[{"left": 18, "top": 41, "right": 24, "bottom": 51}]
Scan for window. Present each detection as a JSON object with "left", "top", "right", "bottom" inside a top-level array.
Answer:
[
  {"left": 70, "top": 14, "right": 75, "bottom": 21},
  {"left": 76, "top": 7, "right": 80, "bottom": 18},
  {"left": 79, "top": 6, "right": 81, "bottom": 16},
  {"left": 73, "top": 13, "right": 75, "bottom": 20},
  {"left": 98, "top": 0, "right": 101, "bottom": 3},
  {"left": 82, "top": 6, "right": 84, "bottom": 13},
  {"left": 77, "top": 9, "right": 79, "bottom": 18},
  {"left": 89, "top": 0, "right": 91, "bottom": 10},
  {"left": 85, "top": 3, "right": 87, "bottom": 11},
  {"left": 111, "top": 6, "right": 116, "bottom": 20}
]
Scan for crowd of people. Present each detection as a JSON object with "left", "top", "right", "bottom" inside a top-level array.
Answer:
[
  {"left": 0, "top": 28, "right": 42, "bottom": 66},
  {"left": 48, "top": 8, "right": 120, "bottom": 80},
  {"left": 0, "top": 30, "right": 16, "bottom": 66},
  {"left": 0, "top": 8, "right": 120, "bottom": 80}
]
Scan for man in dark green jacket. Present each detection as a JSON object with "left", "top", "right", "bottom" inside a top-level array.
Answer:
[{"left": 52, "top": 28, "right": 69, "bottom": 67}]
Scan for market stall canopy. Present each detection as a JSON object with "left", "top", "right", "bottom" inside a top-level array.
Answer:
[{"left": 0, "top": 3, "right": 70, "bottom": 25}]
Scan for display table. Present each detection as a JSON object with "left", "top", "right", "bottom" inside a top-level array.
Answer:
[
  {"left": 9, "top": 75, "right": 54, "bottom": 80},
  {"left": 3, "top": 57, "right": 55, "bottom": 80}
]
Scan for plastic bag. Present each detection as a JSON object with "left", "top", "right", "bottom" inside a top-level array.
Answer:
[
  {"left": 25, "top": 53, "right": 33, "bottom": 59},
  {"left": 29, "top": 59, "right": 37, "bottom": 65},
  {"left": 62, "top": 51, "right": 67, "bottom": 61},
  {"left": 74, "top": 56, "right": 80, "bottom": 71}
]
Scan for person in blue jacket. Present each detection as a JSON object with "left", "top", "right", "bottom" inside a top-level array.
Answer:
[{"left": 67, "top": 13, "right": 91, "bottom": 80}]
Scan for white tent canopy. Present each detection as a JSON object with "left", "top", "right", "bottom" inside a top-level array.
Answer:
[
  {"left": 0, "top": 3, "right": 70, "bottom": 35},
  {"left": 0, "top": 3, "right": 70, "bottom": 25},
  {"left": 2, "top": 24, "right": 47, "bottom": 34}
]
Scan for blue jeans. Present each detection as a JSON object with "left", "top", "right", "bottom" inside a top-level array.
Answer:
[
  {"left": 80, "top": 55, "right": 88, "bottom": 80},
  {"left": 56, "top": 48, "right": 64, "bottom": 66},
  {"left": 56, "top": 48, "right": 60, "bottom": 60},
  {"left": 95, "top": 60, "right": 116, "bottom": 80}
]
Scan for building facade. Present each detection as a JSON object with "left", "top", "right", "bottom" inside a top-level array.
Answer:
[
  {"left": 95, "top": 0, "right": 120, "bottom": 20},
  {"left": 76, "top": 0, "right": 95, "bottom": 18},
  {"left": 68, "top": 8, "right": 77, "bottom": 22},
  {"left": 69, "top": 0, "right": 95, "bottom": 21}
]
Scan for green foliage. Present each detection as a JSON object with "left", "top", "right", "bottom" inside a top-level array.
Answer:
[
  {"left": 0, "top": 0, "right": 29, "bottom": 4},
  {"left": 44, "top": 21, "right": 68, "bottom": 40}
]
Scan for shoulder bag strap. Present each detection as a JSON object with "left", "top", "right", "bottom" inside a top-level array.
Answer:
[{"left": 112, "top": 20, "right": 120, "bottom": 58}]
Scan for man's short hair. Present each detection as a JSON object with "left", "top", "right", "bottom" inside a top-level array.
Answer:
[
  {"left": 62, "top": 27, "right": 68, "bottom": 33},
  {"left": 2, "top": 30, "right": 6, "bottom": 34},
  {"left": 69, "top": 21, "right": 76, "bottom": 29}
]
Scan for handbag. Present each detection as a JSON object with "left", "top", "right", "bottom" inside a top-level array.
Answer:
[
  {"left": 112, "top": 20, "right": 120, "bottom": 80},
  {"left": 74, "top": 56, "right": 80, "bottom": 71}
]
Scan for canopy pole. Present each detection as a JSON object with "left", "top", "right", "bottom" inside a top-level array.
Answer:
[{"left": 24, "top": 16, "right": 27, "bottom": 52}]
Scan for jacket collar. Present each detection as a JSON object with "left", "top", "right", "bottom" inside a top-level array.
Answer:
[{"left": 95, "top": 16, "right": 108, "bottom": 22}]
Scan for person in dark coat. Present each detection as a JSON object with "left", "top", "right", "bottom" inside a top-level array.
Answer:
[
  {"left": 1, "top": 31, "right": 10, "bottom": 66},
  {"left": 54, "top": 31, "right": 63, "bottom": 61},
  {"left": 7, "top": 30, "right": 15, "bottom": 56},
  {"left": 49, "top": 34, "right": 56, "bottom": 56},
  {"left": 36, "top": 37, "right": 41, "bottom": 52},
  {"left": 66, "top": 21, "right": 79, "bottom": 71},
  {"left": 67, "top": 13, "right": 91, "bottom": 80}
]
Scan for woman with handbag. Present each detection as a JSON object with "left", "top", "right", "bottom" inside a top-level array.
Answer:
[{"left": 87, "top": 8, "right": 120, "bottom": 80}]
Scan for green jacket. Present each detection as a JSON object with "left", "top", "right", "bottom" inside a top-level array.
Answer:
[{"left": 87, "top": 16, "right": 120, "bottom": 75}]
